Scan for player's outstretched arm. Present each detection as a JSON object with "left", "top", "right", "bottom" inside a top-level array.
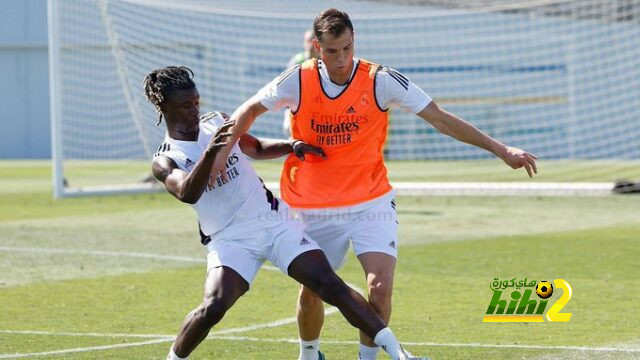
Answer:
[
  {"left": 152, "top": 122, "right": 234, "bottom": 204},
  {"left": 212, "top": 96, "right": 270, "bottom": 181},
  {"left": 418, "top": 101, "right": 538, "bottom": 177},
  {"left": 239, "top": 134, "right": 327, "bottom": 161},
  {"left": 229, "top": 95, "right": 270, "bottom": 144}
]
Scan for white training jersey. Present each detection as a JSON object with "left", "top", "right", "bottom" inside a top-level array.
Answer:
[
  {"left": 154, "top": 112, "right": 284, "bottom": 243},
  {"left": 258, "top": 57, "right": 432, "bottom": 114}
]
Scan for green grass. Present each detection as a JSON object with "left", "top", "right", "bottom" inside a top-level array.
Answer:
[
  {"left": 4, "top": 159, "right": 638, "bottom": 191},
  {"left": 1, "top": 161, "right": 639, "bottom": 359}
]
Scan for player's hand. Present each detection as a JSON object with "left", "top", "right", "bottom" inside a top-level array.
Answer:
[
  {"left": 206, "top": 120, "right": 234, "bottom": 154},
  {"left": 292, "top": 140, "right": 327, "bottom": 161},
  {"left": 499, "top": 146, "right": 538, "bottom": 177},
  {"left": 208, "top": 120, "right": 235, "bottom": 188}
]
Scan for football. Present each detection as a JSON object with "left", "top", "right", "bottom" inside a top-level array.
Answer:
[{"left": 536, "top": 281, "right": 554, "bottom": 299}]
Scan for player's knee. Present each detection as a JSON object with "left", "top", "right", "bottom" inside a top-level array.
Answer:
[
  {"left": 199, "top": 296, "right": 230, "bottom": 326},
  {"left": 312, "top": 273, "right": 350, "bottom": 304},
  {"left": 298, "top": 286, "right": 323, "bottom": 309},
  {"left": 368, "top": 278, "right": 393, "bottom": 308}
]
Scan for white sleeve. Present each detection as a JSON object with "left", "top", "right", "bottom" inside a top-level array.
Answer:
[
  {"left": 256, "top": 65, "right": 301, "bottom": 112},
  {"left": 375, "top": 66, "right": 432, "bottom": 114}
]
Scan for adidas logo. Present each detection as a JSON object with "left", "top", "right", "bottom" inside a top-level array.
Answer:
[
  {"left": 388, "top": 241, "right": 396, "bottom": 248},
  {"left": 346, "top": 106, "right": 356, "bottom": 114},
  {"left": 300, "top": 237, "right": 310, "bottom": 245},
  {"left": 185, "top": 158, "right": 194, "bottom": 169}
]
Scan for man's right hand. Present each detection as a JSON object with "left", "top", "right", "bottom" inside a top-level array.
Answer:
[
  {"left": 206, "top": 120, "right": 234, "bottom": 155},
  {"left": 206, "top": 121, "right": 235, "bottom": 188}
]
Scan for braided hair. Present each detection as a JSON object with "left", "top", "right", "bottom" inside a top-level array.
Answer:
[{"left": 143, "top": 66, "right": 195, "bottom": 126}]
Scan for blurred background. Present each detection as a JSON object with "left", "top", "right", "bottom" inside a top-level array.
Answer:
[{"left": 1, "top": 2, "right": 639, "bottom": 359}]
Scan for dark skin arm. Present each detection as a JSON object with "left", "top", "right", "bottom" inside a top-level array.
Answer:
[
  {"left": 152, "top": 121, "right": 234, "bottom": 204},
  {"left": 217, "top": 110, "right": 325, "bottom": 161},
  {"left": 239, "top": 134, "right": 327, "bottom": 161}
]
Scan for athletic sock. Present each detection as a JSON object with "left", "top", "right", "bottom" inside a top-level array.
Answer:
[
  {"left": 358, "top": 343, "right": 380, "bottom": 360},
  {"left": 167, "top": 345, "right": 188, "bottom": 360},
  {"left": 299, "top": 338, "right": 320, "bottom": 360},
  {"left": 373, "top": 327, "right": 402, "bottom": 360}
]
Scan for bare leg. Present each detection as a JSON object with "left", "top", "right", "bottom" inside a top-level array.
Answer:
[
  {"left": 288, "top": 250, "right": 386, "bottom": 339},
  {"left": 172, "top": 266, "right": 249, "bottom": 358},
  {"left": 358, "top": 252, "right": 396, "bottom": 347},
  {"left": 297, "top": 284, "right": 325, "bottom": 341}
]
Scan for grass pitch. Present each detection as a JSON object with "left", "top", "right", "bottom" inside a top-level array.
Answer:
[{"left": 1, "top": 161, "right": 639, "bottom": 359}]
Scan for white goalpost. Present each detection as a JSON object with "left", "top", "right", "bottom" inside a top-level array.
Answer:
[{"left": 49, "top": 0, "right": 640, "bottom": 197}]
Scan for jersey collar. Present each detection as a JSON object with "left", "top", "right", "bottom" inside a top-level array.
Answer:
[
  {"left": 318, "top": 57, "right": 359, "bottom": 86},
  {"left": 317, "top": 58, "right": 360, "bottom": 100}
]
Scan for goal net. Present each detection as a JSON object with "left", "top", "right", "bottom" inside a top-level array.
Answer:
[{"left": 49, "top": 0, "right": 640, "bottom": 197}]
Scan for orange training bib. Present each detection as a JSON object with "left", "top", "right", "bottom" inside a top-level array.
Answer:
[{"left": 280, "top": 58, "right": 392, "bottom": 208}]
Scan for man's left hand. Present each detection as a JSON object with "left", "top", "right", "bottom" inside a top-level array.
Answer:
[{"left": 499, "top": 146, "right": 538, "bottom": 177}]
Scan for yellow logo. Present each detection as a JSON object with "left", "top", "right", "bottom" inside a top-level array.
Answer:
[{"left": 483, "top": 278, "right": 572, "bottom": 323}]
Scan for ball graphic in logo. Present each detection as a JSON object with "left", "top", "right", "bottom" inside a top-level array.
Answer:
[{"left": 536, "top": 281, "right": 554, "bottom": 299}]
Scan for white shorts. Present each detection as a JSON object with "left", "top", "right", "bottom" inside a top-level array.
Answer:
[
  {"left": 296, "top": 194, "right": 398, "bottom": 270},
  {"left": 206, "top": 218, "right": 320, "bottom": 286}
]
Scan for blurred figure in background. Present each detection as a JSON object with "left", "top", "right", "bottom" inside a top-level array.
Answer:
[{"left": 283, "top": 29, "right": 319, "bottom": 137}]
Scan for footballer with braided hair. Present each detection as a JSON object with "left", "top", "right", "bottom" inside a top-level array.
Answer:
[{"left": 143, "top": 66, "right": 196, "bottom": 126}]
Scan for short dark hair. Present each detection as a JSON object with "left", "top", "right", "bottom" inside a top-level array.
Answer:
[
  {"left": 313, "top": 8, "right": 353, "bottom": 41},
  {"left": 143, "top": 66, "right": 195, "bottom": 125}
]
